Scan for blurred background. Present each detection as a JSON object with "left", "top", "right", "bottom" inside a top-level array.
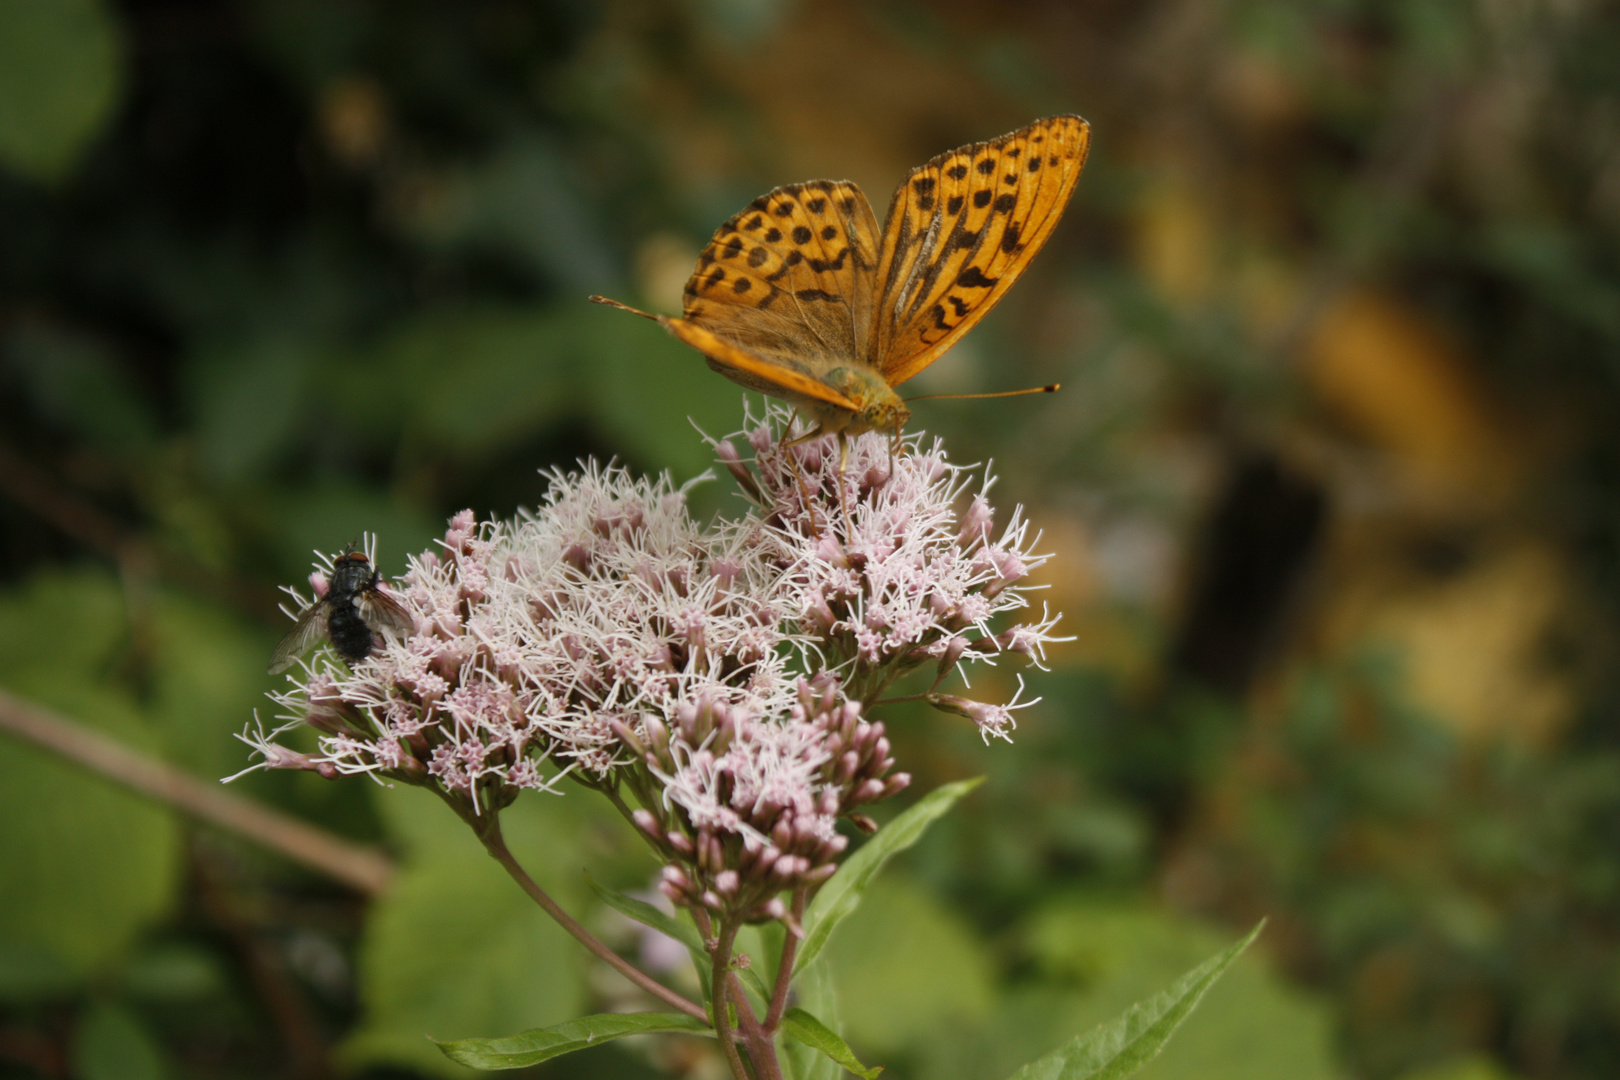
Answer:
[{"left": 2, "top": 1, "right": 1619, "bottom": 1078}]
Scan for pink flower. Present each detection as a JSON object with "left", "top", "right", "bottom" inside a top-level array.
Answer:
[{"left": 235, "top": 403, "right": 1065, "bottom": 925}]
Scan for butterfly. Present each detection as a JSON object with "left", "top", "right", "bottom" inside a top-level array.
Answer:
[
  {"left": 268, "top": 548, "right": 414, "bottom": 675},
  {"left": 591, "top": 114, "right": 1090, "bottom": 452}
]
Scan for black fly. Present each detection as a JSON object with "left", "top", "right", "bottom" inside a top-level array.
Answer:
[{"left": 268, "top": 548, "right": 415, "bottom": 675}]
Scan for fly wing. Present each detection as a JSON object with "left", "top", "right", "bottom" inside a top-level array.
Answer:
[
  {"left": 357, "top": 587, "right": 415, "bottom": 642},
  {"left": 268, "top": 601, "right": 330, "bottom": 675}
]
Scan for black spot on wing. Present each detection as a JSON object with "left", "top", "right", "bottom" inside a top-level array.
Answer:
[
  {"left": 806, "top": 197, "right": 827, "bottom": 214},
  {"left": 795, "top": 288, "right": 839, "bottom": 302},
  {"left": 957, "top": 265, "right": 998, "bottom": 288},
  {"left": 973, "top": 189, "right": 992, "bottom": 208},
  {"left": 723, "top": 237, "right": 744, "bottom": 259},
  {"left": 765, "top": 227, "right": 782, "bottom": 243},
  {"left": 950, "top": 226, "right": 982, "bottom": 252},
  {"left": 946, "top": 194, "right": 964, "bottom": 214},
  {"left": 947, "top": 163, "right": 968, "bottom": 180},
  {"left": 733, "top": 278, "right": 752, "bottom": 293},
  {"left": 748, "top": 246, "right": 768, "bottom": 267},
  {"left": 1000, "top": 222, "right": 1022, "bottom": 253},
  {"left": 792, "top": 226, "right": 812, "bottom": 244},
  {"left": 821, "top": 225, "right": 837, "bottom": 240},
  {"left": 976, "top": 158, "right": 995, "bottom": 175},
  {"left": 994, "top": 193, "right": 1016, "bottom": 213}
]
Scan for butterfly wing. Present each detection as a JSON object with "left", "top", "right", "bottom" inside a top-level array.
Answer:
[
  {"left": 666, "top": 180, "right": 884, "bottom": 408},
  {"left": 268, "top": 600, "right": 331, "bottom": 675},
  {"left": 868, "top": 115, "right": 1090, "bottom": 386}
]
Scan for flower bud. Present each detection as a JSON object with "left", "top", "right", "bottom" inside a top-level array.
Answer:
[
  {"left": 632, "top": 809, "right": 661, "bottom": 839},
  {"left": 805, "top": 862, "right": 838, "bottom": 886},
  {"left": 961, "top": 495, "right": 994, "bottom": 544},
  {"left": 608, "top": 718, "right": 646, "bottom": 757},
  {"left": 642, "top": 716, "right": 669, "bottom": 757}
]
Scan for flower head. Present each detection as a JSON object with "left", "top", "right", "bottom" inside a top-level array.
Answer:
[{"left": 236, "top": 403, "right": 1064, "bottom": 925}]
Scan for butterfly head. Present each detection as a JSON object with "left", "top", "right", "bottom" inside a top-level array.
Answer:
[{"left": 821, "top": 366, "right": 911, "bottom": 437}]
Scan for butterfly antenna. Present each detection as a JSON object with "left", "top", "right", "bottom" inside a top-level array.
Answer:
[
  {"left": 588, "top": 295, "right": 661, "bottom": 321},
  {"left": 905, "top": 383, "right": 1061, "bottom": 402}
]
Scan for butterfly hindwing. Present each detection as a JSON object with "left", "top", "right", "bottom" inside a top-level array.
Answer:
[
  {"left": 868, "top": 115, "right": 1090, "bottom": 386},
  {"left": 675, "top": 180, "right": 883, "bottom": 396}
]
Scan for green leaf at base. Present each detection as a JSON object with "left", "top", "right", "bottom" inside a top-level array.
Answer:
[
  {"left": 782, "top": 1007, "right": 882, "bottom": 1079},
  {"left": 1005, "top": 919, "right": 1266, "bottom": 1080},
  {"left": 435, "top": 1012, "right": 712, "bottom": 1069},
  {"left": 584, "top": 874, "right": 773, "bottom": 1005},
  {"left": 585, "top": 874, "right": 705, "bottom": 954},
  {"left": 795, "top": 777, "right": 984, "bottom": 976}
]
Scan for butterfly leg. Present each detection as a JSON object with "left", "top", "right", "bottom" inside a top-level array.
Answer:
[
  {"left": 779, "top": 415, "right": 825, "bottom": 538},
  {"left": 836, "top": 432, "right": 855, "bottom": 542}
]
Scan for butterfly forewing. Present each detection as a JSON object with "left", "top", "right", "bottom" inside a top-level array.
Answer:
[
  {"left": 869, "top": 115, "right": 1090, "bottom": 386},
  {"left": 676, "top": 180, "right": 882, "bottom": 399}
]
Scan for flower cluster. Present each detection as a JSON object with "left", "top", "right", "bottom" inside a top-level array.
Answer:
[
  {"left": 235, "top": 405, "right": 1065, "bottom": 923},
  {"left": 717, "top": 404, "right": 1063, "bottom": 736},
  {"left": 625, "top": 676, "right": 906, "bottom": 923}
]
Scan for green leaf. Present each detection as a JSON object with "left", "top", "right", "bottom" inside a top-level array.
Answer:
[
  {"left": 781, "top": 957, "right": 841, "bottom": 1080},
  {"left": 436, "top": 1012, "right": 714, "bottom": 1069},
  {"left": 823, "top": 876, "right": 994, "bottom": 1055},
  {"left": 781, "top": 1007, "right": 883, "bottom": 1079},
  {"left": 0, "top": 0, "right": 123, "bottom": 183},
  {"left": 586, "top": 874, "right": 705, "bottom": 955},
  {"left": 72, "top": 1001, "right": 169, "bottom": 1080},
  {"left": 0, "top": 570, "right": 182, "bottom": 975},
  {"left": 341, "top": 788, "right": 589, "bottom": 1078},
  {"left": 1004, "top": 920, "right": 1265, "bottom": 1080},
  {"left": 796, "top": 777, "right": 983, "bottom": 975}
]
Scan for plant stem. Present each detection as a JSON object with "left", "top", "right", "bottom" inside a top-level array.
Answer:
[
  {"left": 764, "top": 888, "right": 805, "bottom": 1031},
  {"left": 710, "top": 920, "right": 755, "bottom": 1080},
  {"left": 475, "top": 816, "right": 707, "bottom": 1023},
  {"left": 730, "top": 972, "right": 783, "bottom": 1080},
  {"left": 0, "top": 688, "right": 393, "bottom": 894}
]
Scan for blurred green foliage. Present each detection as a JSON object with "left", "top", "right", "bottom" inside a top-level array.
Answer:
[{"left": 3, "top": 0, "right": 1619, "bottom": 1078}]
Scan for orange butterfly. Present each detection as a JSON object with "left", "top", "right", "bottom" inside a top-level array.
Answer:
[{"left": 592, "top": 114, "right": 1090, "bottom": 448}]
